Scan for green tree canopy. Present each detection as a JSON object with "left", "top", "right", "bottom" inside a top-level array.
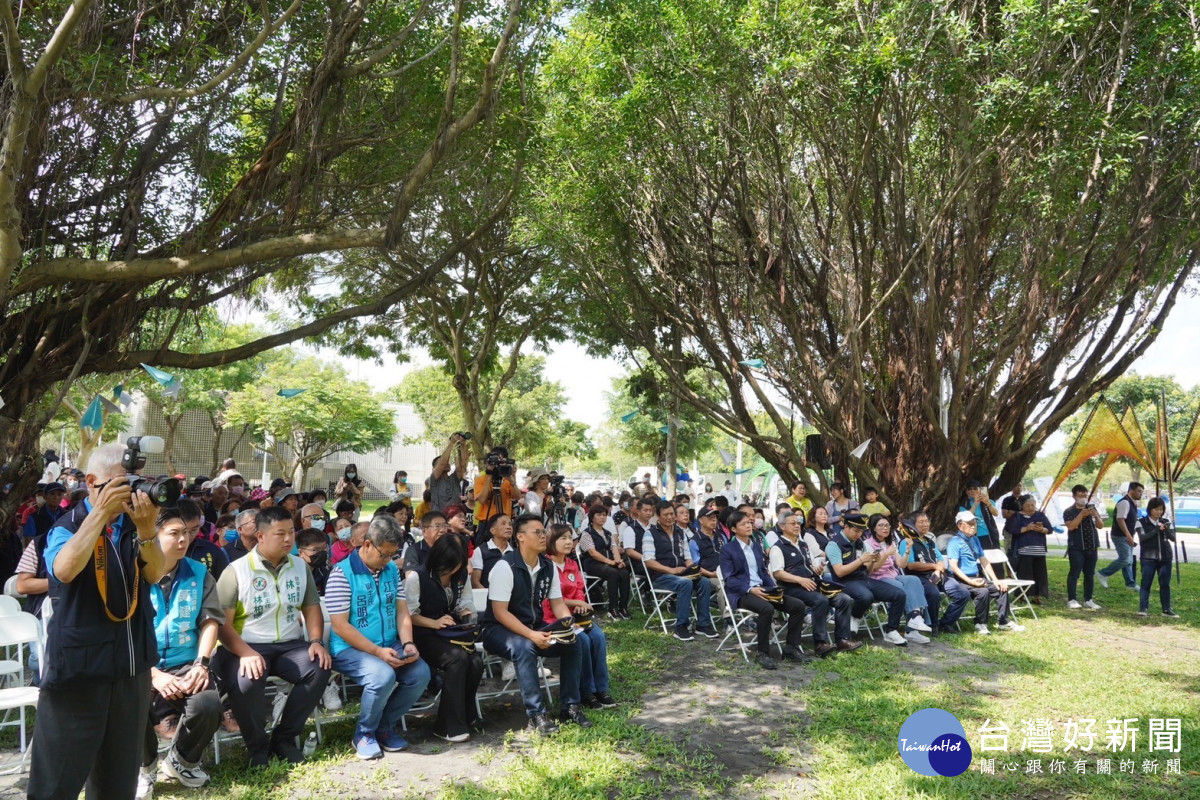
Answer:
[{"left": 227, "top": 355, "right": 396, "bottom": 486}]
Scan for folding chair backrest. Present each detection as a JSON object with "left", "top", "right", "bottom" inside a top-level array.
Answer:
[
  {"left": 0, "top": 612, "right": 40, "bottom": 648},
  {"left": 982, "top": 549, "right": 1014, "bottom": 577},
  {"left": 3, "top": 575, "right": 24, "bottom": 600},
  {"left": 0, "top": 596, "right": 21, "bottom": 617}
]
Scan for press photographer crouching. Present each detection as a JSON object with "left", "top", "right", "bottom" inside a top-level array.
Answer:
[{"left": 29, "top": 440, "right": 175, "bottom": 800}]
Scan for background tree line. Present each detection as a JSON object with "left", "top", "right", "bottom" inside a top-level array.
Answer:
[{"left": 5, "top": 0, "right": 1200, "bottom": 527}]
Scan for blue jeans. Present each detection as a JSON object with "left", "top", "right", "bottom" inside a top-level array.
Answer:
[
  {"left": 879, "top": 575, "right": 928, "bottom": 618},
  {"left": 1139, "top": 558, "right": 1172, "bottom": 612},
  {"left": 333, "top": 642, "right": 431, "bottom": 736},
  {"left": 1099, "top": 535, "right": 1136, "bottom": 585},
  {"left": 652, "top": 573, "right": 713, "bottom": 627},
  {"left": 577, "top": 625, "right": 610, "bottom": 697},
  {"left": 481, "top": 625, "right": 582, "bottom": 715}
]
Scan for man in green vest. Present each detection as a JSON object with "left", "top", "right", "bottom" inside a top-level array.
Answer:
[
  {"left": 212, "top": 506, "right": 331, "bottom": 767},
  {"left": 327, "top": 516, "right": 431, "bottom": 760}
]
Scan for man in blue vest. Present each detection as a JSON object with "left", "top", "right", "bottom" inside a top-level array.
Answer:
[
  {"left": 481, "top": 513, "right": 588, "bottom": 736},
  {"left": 28, "top": 443, "right": 167, "bottom": 800},
  {"left": 139, "top": 507, "right": 224, "bottom": 797},
  {"left": 213, "top": 505, "right": 332, "bottom": 767},
  {"left": 644, "top": 502, "right": 717, "bottom": 641},
  {"left": 823, "top": 513, "right": 911, "bottom": 646},
  {"left": 327, "top": 515, "right": 431, "bottom": 760},
  {"left": 1098, "top": 482, "right": 1143, "bottom": 590}
]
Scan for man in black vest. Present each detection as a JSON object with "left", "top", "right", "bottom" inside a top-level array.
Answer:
[
  {"left": 768, "top": 510, "right": 861, "bottom": 657},
  {"left": 1098, "top": 482, "right": 1143, "bottom": 590},
  {"left": 692, "top": 506, "right": 728, "bottom": 617},
  {"left": 29, "top": 443, "right": 166, "bottom": 800},
  {"left": 480, "top": 514, "right": 589, "bottom": 735},
  {"left": 824, "top": 513, "right": 911, "bottom": 646},
  {"left": 645, "top": 502, "right": 716, "bottom": 641}
]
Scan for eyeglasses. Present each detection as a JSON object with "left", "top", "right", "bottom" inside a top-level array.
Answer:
[
  {"left": 305, "top": 514, "right": 324, "bottom": 520},
  {"left": 427, "top": 523, "right": 449, "bottom": 531}
]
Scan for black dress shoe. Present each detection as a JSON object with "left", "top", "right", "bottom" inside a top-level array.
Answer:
[
  {"left": 594, "top": 692, "right": 618, "bottom": 708},
  {"left": 529, "top": 712, "right": 560, "bottom": 736},
  {"left": 558, "top": 703, "right": 594, "bottom": 728},
  {"left": 782, "top": 646, "right": 813, "bottom": 664},
  {"left": 756, "top": 652, "right": 778, "bottom": 670},
  {"left": 270, "top": 738, "right": 304, "bottom": 764}
]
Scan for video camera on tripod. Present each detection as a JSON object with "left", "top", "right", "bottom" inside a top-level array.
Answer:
[{"left": 484, "top": 447, "right": 514, "bottom": 479}]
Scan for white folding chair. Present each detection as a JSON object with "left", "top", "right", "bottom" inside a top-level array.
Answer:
[
  {"left": 713, "top": 568, "right": 759, "bottom": 662},
  {"left": 635, "top": 558, "right": 689, "bottom": 636},
  {"left": 983, "top": 549, "right": 1038, "bottom": 620},
  {"left": 0, "top": 596, "right": 21, "bottom": 616},
  {"left": 574, "top": 545, "right": 609, "bottom": 612},
  {"left": 0, "top": 613, "right": 41, "bottom": 772},
  {"left": 3, "top": 575, "right": 25, "bottom": 599}
]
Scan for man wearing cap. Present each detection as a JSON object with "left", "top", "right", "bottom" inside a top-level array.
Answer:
[
  {"left": 824, "top": 513, "right": 912, "bottom": 646},
  {"left": 941, "top": 511, "right": 1024, "bottom": 635},
  {"left": 958, "top": 480, "right": 1000, "bottom": 550},
  {"left": 26, "top": 481, "right": 66, "bottom": 539},
  {"left": 690, "top": 505, "right": 729, "bottom": 617},
  {"left": 644, "top": 502, "right": 717, "bottom": 641}
]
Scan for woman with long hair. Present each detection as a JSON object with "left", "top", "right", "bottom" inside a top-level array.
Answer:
[{"left": 406, "top": 534, "right": 485, "bottom": 742}]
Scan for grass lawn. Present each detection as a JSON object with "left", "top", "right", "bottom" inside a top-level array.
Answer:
[{"left": 132, "top": 559, "right": 1200, "bottom": 798}]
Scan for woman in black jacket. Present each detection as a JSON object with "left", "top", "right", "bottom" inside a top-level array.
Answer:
[{"left": 1137, "top": 497, "right": 1178, "bottom": 618}]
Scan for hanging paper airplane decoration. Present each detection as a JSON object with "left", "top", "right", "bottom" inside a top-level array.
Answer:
[
  {"left": 849, "top": 438, "right": 873, "bottom": 460},
  {"left": 113, "top": 384, "right": 134, "bottom": 408},
  {"left": 738, "top": 358, "right": 766, "bottom": 369},
  {"left": 141, "top": 363, "right": 183, "bottom": 399},
  {"left": 733, "top": 467, "right": 752, "bottom": 475},
  {"left": 277, "top": 388, "right": 308, "bottom": 398},
  {"left": 718, "top": 447, "right": 735, "bottom": 465},
  {"left": 80, "top": 396, "right": 105, "bottom": 433},
  {"left": 620, "top": 410, "right": 640, "bottom": 423},
  {"left": 99, "top": 396, "right": 122, "bottom": 415},
  {"left": 658, "top": 425, "right": 671, "bottom": 434}
]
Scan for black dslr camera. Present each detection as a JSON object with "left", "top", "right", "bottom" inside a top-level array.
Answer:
[{"left": 121, "top": 436, "right": 182, "bottom": 506}]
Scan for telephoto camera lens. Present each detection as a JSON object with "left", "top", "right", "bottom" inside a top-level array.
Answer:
[{"left": 129, "top": 476, "right": 182, "bottom": 507}]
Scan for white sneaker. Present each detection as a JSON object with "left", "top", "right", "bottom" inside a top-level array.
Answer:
[
  {"left": 135, "top": 766, "right": 156, "bottom": 800},
  {"left": 1083, "top": 599, "right": 1102, "bottom": 611},
  {"left": 975, "top": 623, "right": 991, "bottom": 635},
  {"left": 501, "top": 661, "right": 516, "bottom": 682},
  {"left": 1097, "top": 574, "right": 1109, "bottom": 589},
  {"left": 907, "top": 616, "right": 932, "bottom": 633},
  {"left": 271, "top": 686, "right": 290, "bottom": 727},
  {"left": 162, "top": 749, "right": 210, "bottom": 788},
  {"left": 905, "top": 629, "right": 930, "bottom": 644},
  {"left": 1066, "top": 599, "right": 1082, "bottom": 609},
  {"left": 1137, "top": 609, "right": 1149, "bottom": 617},
  {"left": 882, "top": 629, "right": 908, "bottom": 646},
  {"left": 997, "top": 620, "right": 1025, "bottom": 632},
  {"left": 321, "top": 680, "right": 343, "bottom": 711},
  {"left": 539, "top": 666, "right": 552, "bottom": 678}
]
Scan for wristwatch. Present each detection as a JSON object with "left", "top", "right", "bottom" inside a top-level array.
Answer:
[
  {"left": 402, "top": 641, "right": 416, "bottom": 650},
  {"left": 193, "top": 655, "right": 211, "bottom": 668},
  {"left": 308, "top": 638, "right": 323, "bottom": 646}
]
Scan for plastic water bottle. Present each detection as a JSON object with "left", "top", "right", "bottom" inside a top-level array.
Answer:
[{"left": 302, "top": 732, "right": 317, "bottom": 758}]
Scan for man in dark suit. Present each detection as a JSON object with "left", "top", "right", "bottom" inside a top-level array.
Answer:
[{"left": 720, "top": 509, "right": 808, "bottom": 669}]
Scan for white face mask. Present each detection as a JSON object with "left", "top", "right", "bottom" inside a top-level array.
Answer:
[
  {"left": 35, "top": 496, "right": 45, "bottom": 507},
  {"left": 336, "top": 528, "right": 352, "bottom": 542},
  {"left": 311, "top": 517, "right": 327, "bottom": 531},
  {"left": 754, "top": 518, "right": 765, "bottom": 529},
  {"left": 66, "top": 479, "right": 78, "bottom": 490}
]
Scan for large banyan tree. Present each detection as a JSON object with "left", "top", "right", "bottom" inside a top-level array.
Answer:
[
  {"left": 537, "top": 0, "right": 1200, "bottom": 522},
  {"left": 0, "top": 0, "right": 546, "bottom": 520}
]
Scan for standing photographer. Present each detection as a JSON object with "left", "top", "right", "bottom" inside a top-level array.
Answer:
[
  {"left": 29, "top": 443, "right": 166, "bottom": 800},
  {"left": 431, "top": 434, "right": 471, "bottom": 514},
  {"left": 473, "top": 447, "right": 519, "bottom": 545}
]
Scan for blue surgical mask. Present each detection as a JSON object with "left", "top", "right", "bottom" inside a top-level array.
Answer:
[
  {"left": 336, "top": 528, "right": 352, "bottom": 542},
  {"left": 346, "top": 472, "right": 357, "bottom": 480},
  {"left": 224, "top": 528, "right": 238, "bottom": 543},
  {"left": 311, "top": 517, "right": 326, "bottom": 531}
]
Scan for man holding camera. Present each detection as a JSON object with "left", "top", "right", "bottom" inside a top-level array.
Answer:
[
  {"left": 430, "top": 433, "right": 471, "bottom": 514},
  {"left": 29, "top": 443, "right": 167, "bottom": 800},
  {"left": 473, "top": 446, "right": 519, "bottom": 545}
]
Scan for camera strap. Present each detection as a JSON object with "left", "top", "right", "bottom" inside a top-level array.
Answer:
[{"left": 94, "top": 526, "right": 140, "bottom": 623}]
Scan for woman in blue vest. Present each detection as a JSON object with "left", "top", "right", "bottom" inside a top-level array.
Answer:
[
  {"left": 141, "top": 507, "right": 224, "bottom": 794},
  {"left": 328, "top": 515, "right": 431, "bottom": 760},
  {"left": 408, "top": 533, "right": 485, "bottom": 743}
]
